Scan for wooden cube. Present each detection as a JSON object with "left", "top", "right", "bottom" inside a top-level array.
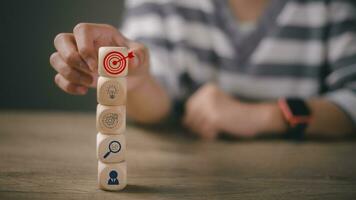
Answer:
[
  {"left": 96, "top": 104, "right": 126, "bottom": 134},
  {"left": 97, "top": 132, "right": 126, "bottom": 163},
  {"left": 98, "top": 47, "right": 128, "bottom": 78},
  {"left": 98, "top": 161, "right": 127, "bottom": 191},
  {"left": 97, "top": 77, "right": 126, "bottom": 106}
]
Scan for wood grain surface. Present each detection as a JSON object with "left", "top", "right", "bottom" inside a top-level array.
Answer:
[{"left": 0, "top": 112, "right": 355, "bottom": 200}]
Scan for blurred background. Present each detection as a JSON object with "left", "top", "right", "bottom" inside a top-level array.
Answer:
[{"left": 0, "top": 0, "right": 125, "bottom": 111}]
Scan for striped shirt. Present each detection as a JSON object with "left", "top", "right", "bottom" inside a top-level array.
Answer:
[{"left": 121, "top": 0, "right": 356, "bottom": 124}]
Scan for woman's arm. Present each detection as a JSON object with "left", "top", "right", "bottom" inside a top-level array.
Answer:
[
  {"left": 257, "top": 99, "right": 355, "bottom": 138},
  {"left": 182, "top": 84, "right": 355, "bottom": 139},
  {"left": 127, "top": 74, "right": 171, "bottom": 123}
]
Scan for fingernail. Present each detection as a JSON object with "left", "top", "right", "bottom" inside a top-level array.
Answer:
[
  {"left": 76, "top": 86, "right": 87, "bottom": 94},
  {"left": 87, "top": 58, "right": 97, "bottom": 71},
  {"left": 80, "top": 75, "right": 93, "bottom": 86}
]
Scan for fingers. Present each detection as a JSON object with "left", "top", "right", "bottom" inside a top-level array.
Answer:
[
  {"left": 112, "top": 26, "right": 129, "bottom": 46},
  {"left": 182, "top": 84, "right": 223, "bottom": 140},
  {"left": 183, "top": 99, "right": 199, "bottom": 130},
  {"left": 183, "top": 112, "right": 217, "bottom": 140},
  {"left": 53, "top": 33, "right": 91, "bottom": 74},
  {"left": 183, "top": 93, "right": 200, "bottom": 132},
  {"left": 183, "top": 99, "right": 217, "bottom": 140},
  {"left": 50, "top": 52, "right": 93, "bottom": 87},
  {"left": 73, "top": 23, "right": 98, "bottom": 71},
  {"left": 52, "top": 23, "right": 144, "bottom": 96},
  {"left": 54, "top": 74, "right": 88, "bottom": 95},
  {"left": 127, "top": 42, "right": 149, "bottom": 74}
]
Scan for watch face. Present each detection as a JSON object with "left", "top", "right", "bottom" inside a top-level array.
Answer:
[{"left": 287, "top": 98, "right": 311, "bottom": 116}]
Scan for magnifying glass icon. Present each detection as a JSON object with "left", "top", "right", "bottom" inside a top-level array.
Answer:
[{"left": 103, "top": 141, "right": 121, "bottom": 159}]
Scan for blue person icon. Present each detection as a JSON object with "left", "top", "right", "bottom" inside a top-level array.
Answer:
[{"left": 108, "top": 170, "right": 119, "bottom": 185}]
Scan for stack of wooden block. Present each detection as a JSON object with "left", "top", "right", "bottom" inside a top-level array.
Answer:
[{"left": 96, "top": 47, "right": 130, "bottom": 191}]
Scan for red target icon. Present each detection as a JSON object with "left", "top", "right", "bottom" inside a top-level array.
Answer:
[{"left": 103, "top": 51, "right": 127, "bottom": 75}]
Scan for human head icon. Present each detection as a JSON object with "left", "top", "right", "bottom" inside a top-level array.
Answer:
[{"left": 108, "top": 170, "right": 119, "bottom": 185}]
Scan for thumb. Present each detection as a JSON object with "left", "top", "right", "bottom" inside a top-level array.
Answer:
[{"left": 127, "top": 42, "right": 149, "bottom": 74}]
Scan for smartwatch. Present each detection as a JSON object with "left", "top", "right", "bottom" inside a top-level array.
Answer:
[{"left": 278, "top": 98, "right": 312, "bottom": 140}]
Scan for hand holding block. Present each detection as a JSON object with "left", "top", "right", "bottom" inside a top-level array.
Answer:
[
  {"left": 97, "top": 77, "right": 126, "bottom": 106},
  {"left": 96, "top": 104, "right": 126, "bottom": 134},
  {"left": 97, "top": 132, "right": 126, "bottom": 163},
  {"left": 98, "top": 161, "right": 127, "bottom": 191},
  {"left": 99, "top": 47, "right": 129, "bottom": 77}
]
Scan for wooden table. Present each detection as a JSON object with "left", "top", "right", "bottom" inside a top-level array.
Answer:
[{"left": 0, "top": 112, "right": 355, "bottom": 199}]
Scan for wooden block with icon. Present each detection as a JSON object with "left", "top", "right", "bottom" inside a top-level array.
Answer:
[
  {"left": 96, "top": 46, "right": 133, "bottom": 191},
  {"left": 98, "top": 161, "right": 127, "bottom": 191},
  {"left": 98, "top": 47, "right": 133, "bottom": 78},
  {"left": 97, "top": 77, "right": 126, "bottom": 106},
  {"left": 97, "top": 132, "right": 126, "bottom": 163},
  {"left": 96, "top": 104, "right": 126, "bottom": 135}
]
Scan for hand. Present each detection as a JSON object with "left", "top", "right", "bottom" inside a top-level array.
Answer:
[
  {"left": 183, "top": 84, "right": 234, "bottom": 140},
  {"left": 50, "top": 23, "right": 150, "bottom": 95},
  {"left": 183, "top": 84, "right": 284, "bottom": 140}
]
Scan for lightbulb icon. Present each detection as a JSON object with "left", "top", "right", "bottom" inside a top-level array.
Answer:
[{"left": 107, "top": 85, "right": 118, "bottom": 99}]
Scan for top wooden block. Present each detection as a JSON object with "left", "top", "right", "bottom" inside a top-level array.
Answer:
[{"left": 98, "top": 47, "right": 128, "bottom": 77}]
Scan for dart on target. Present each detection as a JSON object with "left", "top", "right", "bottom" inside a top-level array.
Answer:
[{"left": 99, "top": 47, "right": 134, "bottom": 77}]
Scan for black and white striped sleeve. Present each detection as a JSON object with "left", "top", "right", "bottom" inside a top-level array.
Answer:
[
  {"left": 120, "top": 0, "right": 184, "bottom": 100},
  {"left": 324, "top": 0, "right": 356, "bottom": 124}
]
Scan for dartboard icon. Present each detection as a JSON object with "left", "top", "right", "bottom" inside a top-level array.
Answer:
[{"left": 103, "top": 51, "right": 127, "bottom": 75}]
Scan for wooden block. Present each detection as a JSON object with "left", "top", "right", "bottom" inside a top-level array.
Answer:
[
  {"left": 97, "top": 77, "right": 126, "bottom": 106},
  {"left": 97, "top": 132, "right": 126, "bottom": 163},
  {"left": 98, "top": 47, "right": 128, "bottom": 78},
  {"left": 96, "top": 104, "right": 126, "bottom": 134},
  {"left": 98, "top": 161, "right": 127, "bottom": 191}
]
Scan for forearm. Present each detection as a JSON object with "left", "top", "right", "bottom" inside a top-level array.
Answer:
[
  {"left": 218, "top": 99, "right": 355, "bottom": 138},
  {"left": 127, "top": 75, "right": 171, "bottom": 124},
  {"left": 301, "top": 99, "right": 353, "bottom": 137},
  {"left": 261, "top": 99, "right": 355, "bottom": 138}
]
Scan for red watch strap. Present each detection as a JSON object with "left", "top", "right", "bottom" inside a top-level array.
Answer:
[{"left": 278, "top": 98, "right": 312, "bottom": 140}]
